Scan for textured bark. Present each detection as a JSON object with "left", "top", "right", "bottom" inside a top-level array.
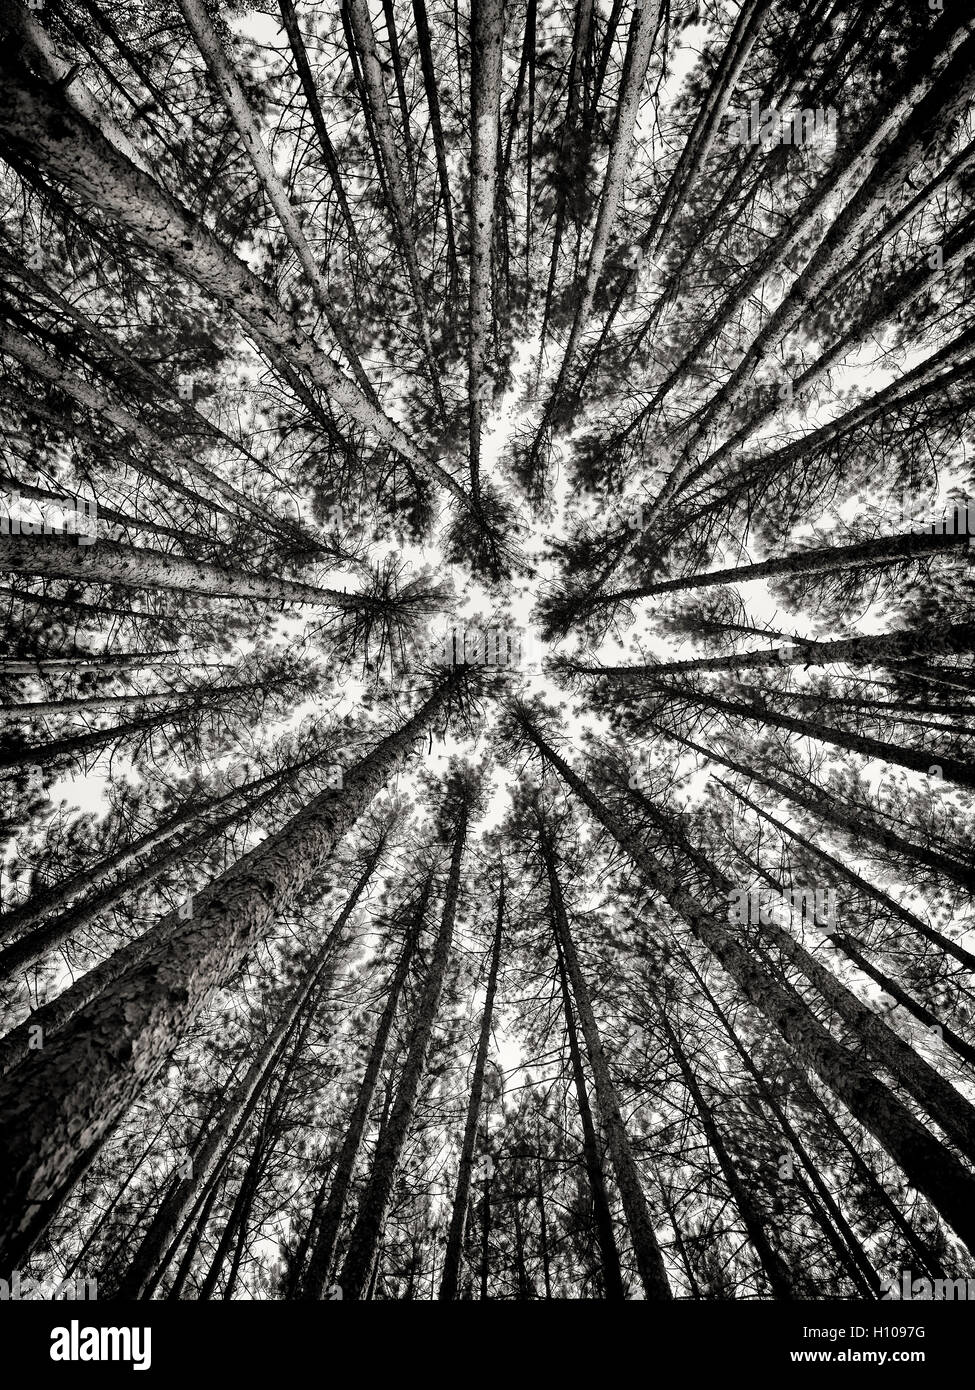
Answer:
[
  {"left": 0, "top": 55, "right": 468, "bottom": 505},
  {"left": 297, "top": 880, "right": 431, "bottom": 1299},
  {"left": 541, "top": 827, "right": 672, "bottom": 1299},
  {"left": 0, "top": 675, "right": 464, "bottom": 1267},
  {"left": 112, "top": 851, "right": 378, "bottom": 1299},
  {"left": 516, "top": 710, "right": 975, "bottom": 1255},
  {"left": 467, "top": 0, "right": 504, "bottom": 499},
  {"left": 0, "top": 0, "right": 147, "bottom": 169},
  {"left": 338, "top": 793, "right": 471, "bottom": 1297},
  {"left": 439, "top": 869, "right": 505, "bottom": 1299},
  {"left": 0, "top": 531, "right": 375, "bottom": 610},
  {"left": 551, "top": 907, "right": 625, "bottom": 1300},
  {"left": 178, "top": 0, "right": 375, "bottom": 400},
  {"left": 590, "top": 531, "right": 968, "bottom": 609}
]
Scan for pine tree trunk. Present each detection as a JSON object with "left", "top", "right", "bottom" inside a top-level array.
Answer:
[
  {"left": 655, "top": 1004, "right": 797, "bottom": 1299},
  {"left": 541, "top": 829, "right": 672, "bottom": 1299},
  {"left": 828, "top": 935, "right": 975, "bottom": 1073},
  {"left": 0, "top": 531, "right": 379, "bottom": 611},
  {"left": 516, "top": 710, "right": 975, "bottom": 1255},
  {"left": 338, "top": 792, "right": 471, "bottom": 1297},
  {"left": 724, "top": 786, "right": 975, "bottom": 974},
  {"left": 552, "top": 911, "right": 625, "bottom": 1300},
  {"left": 297, "top": 879, "right": 431, "bottom": 1299},
  {"left": 439, "top": 869, "right": 505, "bottom": 1299},
  {"left": 467, "top": 0, "right": 504, "bottom": 500},
  {"left": 592, "top": 532, "right": 967, "bottom": 609},
  {"left": 0, "top": 675, "right": 464, "bottom": 1267},
  {"left": 111, "top": 847, "right": 381, "bottom": 1298}
]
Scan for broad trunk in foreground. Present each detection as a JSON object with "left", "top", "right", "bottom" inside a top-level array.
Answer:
[
  {"left": 0, "top": 675, "right": 464, "bottom": 1268},
  {"left": 112, "top": 857, "right": 366, "bottom": 1300}
]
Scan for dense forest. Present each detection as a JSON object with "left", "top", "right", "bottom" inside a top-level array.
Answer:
[{"left": 0, "top": 0, "right": 973, "bottom": 1302}]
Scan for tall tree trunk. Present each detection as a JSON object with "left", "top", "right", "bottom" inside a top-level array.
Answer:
[
  {"left": 588, "top": 531, "right": 967, "bottom": 610},
  {"left": 0, "top": 531, "right": 380, "bottom": 611},
  {"left": 540, "top": 822, "right": 672, "bottom": 1299},
  {"left": 297, "top": 878, "right": 431, "bottom": 1299},
  {"left": 0, "top": 674, "right": 465, "bottom": 1267},
  {"left": 338, "top": 787, "right": 472, "bottom": 1297},
  {"left": 514, "top": 708, "right": 975, "bottom": 1255},
  {"left": 467, "top": 0, "right": 504, "bottom": 501},
  {"left": 111, "top": 844, "right": 383, "bottom": 1298},
  {"left": 654, "top": 1003, "right": 797, "bottom": 1299},
  {"left": 439, "top": 867, "right": 505, "bottom": 1299}
]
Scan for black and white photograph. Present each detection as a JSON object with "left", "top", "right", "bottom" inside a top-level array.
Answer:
[{"left": 0, "top": 0, "right": 972, "bottom": 1368}]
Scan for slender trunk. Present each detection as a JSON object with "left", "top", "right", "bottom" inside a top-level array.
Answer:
[
  {"left": 633, "top": 678, "right": 975, "bottom": 792},
  {"left": 551, "top": 921, "right": 625, "bottom": 1300},
  {"left": 655, "top": 1004, "right": 796, "bottom": 1299},
  {"left": 345, "top": 0, "right": 446, "bottom": 420},
  {"left": 591, "top": 531, "right": 967, "bottom": 609},
  {"left": 412, "top": 0, "right": 458, "bottom": 298},
  {"left": 277, "top": 0, "right": 359, "bottom": 242},
  {"left": 0, "top": 757, "right": 309, "bottom": 944},
  {"left": 338, "top": 792, "right": 471, "bottom": 1297},
  {"left": 536, "top": 1153, "right": 551, "bottom": 1299},
  {"left": 467, "top": 0, "right": 504, "bottom": 499},
  {"left": 439, "top": 869, "right": 505, "bottom": 1299},
  {"left": 828, "top": 935, "right": 975, "bottom": 1073},
  {"left": 297, "top": 880, "right": 431, "bottom": 1299},
  {"left": 722, "top": 784, "right": 975, "bottom": 974},
  {"left": 541, "top": 826, "right": 671, "bottom": 1299},
  {"left": 548, "top": 0, "right": 659, "bottom": 399}
]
